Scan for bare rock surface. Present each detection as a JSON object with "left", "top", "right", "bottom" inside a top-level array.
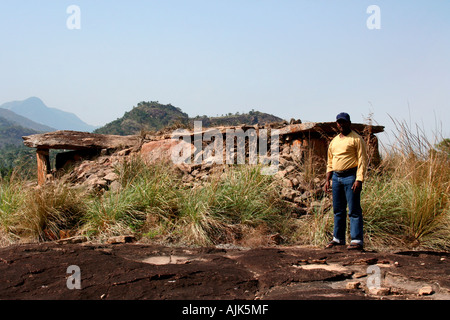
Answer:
[
  {"left": 0, "top": 243, "right": 448, "bottom": 300},
  {"left": 23, "top": 130, "right": 142, "bottom": 150}
]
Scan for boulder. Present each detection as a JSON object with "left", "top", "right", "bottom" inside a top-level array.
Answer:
[
  {"left": 418, "top": 286, "right": 434, "bottom": 296},
  {"left": 103, "top": 172, "right": 119, "bottom": 182},
  {"left": 141, "top": 139, "right": 196, "bottom": 164},
  {"left": 368, "top": 287, "right": 391, "bottom": 296},
  {"left": 346, "top": 281, "right": 361, "bottom": 290},
  {"left": 23, "top": 130, "right": 141, "bottom": 150}
]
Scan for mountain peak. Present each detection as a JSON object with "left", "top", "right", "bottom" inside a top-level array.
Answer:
[
  {"left": 0, "top": 97, "right": 96, "bottom": 132},
  {"left": 25, "top": 96, "right": 44, "bottom": 103},
  {"left": 95, "top": 101, "right": 189, "bottom": 135}
]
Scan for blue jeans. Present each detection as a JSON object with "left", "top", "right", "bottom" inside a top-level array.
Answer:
[{"left": 332, "top": 170, "right": 363, "bottom": 245}]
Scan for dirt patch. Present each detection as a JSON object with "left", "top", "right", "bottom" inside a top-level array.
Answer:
[{"left": 0, "top": 242, "right": 448, "bottom": 300}]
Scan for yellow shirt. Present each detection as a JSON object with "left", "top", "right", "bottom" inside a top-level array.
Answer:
[{"left": 326, "top": 130, "right": 368, "bottom": 182}]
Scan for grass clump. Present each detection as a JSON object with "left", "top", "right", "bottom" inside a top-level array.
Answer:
[
  {"left": 0, "top": 173, "right": 26, "bottom": 244},
  {"left": 81, "top": 157, "right": 181, "bottom": 241},
  {"left": 79, "top": 157, "right": 287, "bottom": 246},
  {"left": 362, "top": 119, "right": 449, "bottom": 250},
  {"left": 0, "top": 174, "right": 88, "bottom": 242},
  {"left": 174, "top": 165, "right": 286, "bottom": 245}
]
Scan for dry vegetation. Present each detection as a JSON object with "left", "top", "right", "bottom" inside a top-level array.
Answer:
[{"left": 0, "top": 119, "right": 448, "bottom": 251}]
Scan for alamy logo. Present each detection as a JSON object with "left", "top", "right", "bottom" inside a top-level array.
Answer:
[
  {"left": 170, "top": 121, "right": 279, "bottom": 175},
  {"left": 366, "top": 5, "right": 381, "bottom": 30},
  {"left": 366, "top": 265, "right": 382, "bottom": 289},
  {"left": 66, "top": 265, "right": 81, "bottom": 290},
  {"left": 66, "top": 5, "right": 81, "bottom": 30}
]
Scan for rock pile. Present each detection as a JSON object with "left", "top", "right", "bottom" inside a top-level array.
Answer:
[
  {"left": 275, "top": 144, "right": 332, "bottom": 216},
  {"left": 61, "top": 148, "right": 133, "bottom": 192},
  {"left": 57, "top": 134, "right": 332, "bottom": 218}
]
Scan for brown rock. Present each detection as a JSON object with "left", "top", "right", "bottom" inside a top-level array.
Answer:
[
  {"left": 109, "top": 180, "right": 121, "bottom": 192},
  {"left": 141, "top": 139, "right": 195, "bottom": 164},
  {"left": 182, "top": 174, "right": 195, "bottom": 183},
  {"left": 23, "top": 130, "right": 141, "bottom": 150},
  {"left": 293, "top": 196, "right": 304, "bottom": 204},
  {"left": 57, "top": 235, "right": 86, "bottom": 244},
  {"left": 117, "top": 148, "right": 133, "bottom": 156},
  {"left": 175, "top": 162, "right": 192, "bottom": 174},
  {"left": 274, "top": 170, "right": 287, "bottom": 179},
  {"left": 107, "top": 235, "right": 136, "bottom": 244},
  {"left": 300, "top": 191, "right": 311, "bottom": 200},
  {"left": 86, "top": 176, "right": 107, "bottom": 187},
  {"left": 279, "top": 158, "right": 295, "bottom": 169},
  {"left": 282, "top": 179, "right": 293, "bottom": 188},
  {"left": 103, "top": 172, "right": 118, "bottom": 181},
  {"left": 285, "top": 165, "right": 296, "bottom": 173},
  {"left": 418, "top": 286, "right": 434, "bottom": 296},
  {"left": 281, "top": 145, "right": 290, "bottom": 155},
  {"left": 282, "top": 154, "right": 293, "bottom": 162},
  {"left": 281, "top": 188, "right": 296, "bottom": 201},
  {"left": 369, "top": 287, "right": 390, "bottom": 296},
  {"left": 346, "top": 281, "right": 361, "bottom": 290}
]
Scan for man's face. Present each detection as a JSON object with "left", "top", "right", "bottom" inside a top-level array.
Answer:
[{"left": 337, "top": 119, "right": 351, "bottom": 134}]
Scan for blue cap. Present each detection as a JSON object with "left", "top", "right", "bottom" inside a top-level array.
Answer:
[{"left": 336, "top": 112, "right": 351, "bottom": 122}]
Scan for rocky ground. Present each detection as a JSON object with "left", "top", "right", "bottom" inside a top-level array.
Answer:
[{"left": 0, "top": 241, "right": 448, "bottom": 301}]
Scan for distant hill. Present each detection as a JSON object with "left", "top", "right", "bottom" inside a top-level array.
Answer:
[
  {"left": 94, "top": 101, "right": 190, "bottom": 135},
  {"left": 192, "top": 110, "right": 284, "bottom": 128},
  {"left": 0, "top": 142, "right": 36, "bottom": 178},
  {"left": 0, "top": 108, "right": 55, "bottom": 132},
  {"left": 0, "top": 116, "right": 39, "bottom": 148},
  {"left": 0, "top": 97, "right": 96, "bottom": 132},
  {"left": 0, "top": 117, "right": 37, "bottom": 177},
  {"left": 94, "top": 101, "right": 285, "bottom": 136}
]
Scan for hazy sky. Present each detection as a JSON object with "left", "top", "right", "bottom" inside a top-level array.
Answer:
[{"left": 0, "top": 0, "right": 449, "bottom": 143}]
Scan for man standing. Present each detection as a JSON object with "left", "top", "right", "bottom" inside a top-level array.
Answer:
[{"left": 324, "top": 112, "right": 368, "bottom": 250}]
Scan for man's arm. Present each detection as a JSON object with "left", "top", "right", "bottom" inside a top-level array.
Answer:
[
  {"left": 324, "top": 171, "right": 333, "bottom": 193},
  {"left": 352, "top": 136, "right": 368, "bottom": 192},
  {"left": 324, "top": 141, "right": 334, "bottom": 193}
]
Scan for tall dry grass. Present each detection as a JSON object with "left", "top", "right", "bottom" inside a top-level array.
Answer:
[
  {"left": 0, "top": 174, "right": 88, "bottom": 243},
  {"left": 80, "top": 157, "right": 288, "bottom": 246},
  {"left": 0, "top": 172, "right": 25, "bottom": 244},
  {"left": 362, "top": 119, "right": 449, "bottom": 250},
  {"left": 80, "top": 157, "right": 181, "bottom": 241}
]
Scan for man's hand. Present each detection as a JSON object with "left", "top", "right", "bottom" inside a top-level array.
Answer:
[
  {"left": 324, "top": 180, "right": 331, "bottom": 193},
  {"left": 352, "top": 180, "right": 363, "bottom": 193},
  {"left": 324, "top": 171, "right": 333, "bottom": 193}
]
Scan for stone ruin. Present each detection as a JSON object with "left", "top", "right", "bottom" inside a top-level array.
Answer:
[{"left": 22, "top": 120, "right": 384, "bottom": 215}]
